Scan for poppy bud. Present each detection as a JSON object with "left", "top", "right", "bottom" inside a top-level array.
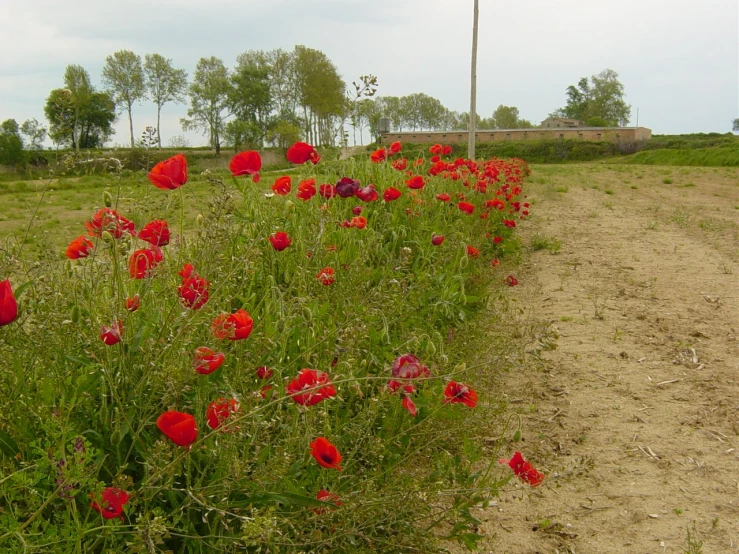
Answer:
[
  {"left": 197, "top": 214, "right": 204, "bottom": 226},
  {"left": 459, "top": 256, "right": 468, "bottom": 269},
  {"left": 102, "top": 190, "right": 113, "bottom": 207},
  {"left": 285, "top": 200, "right": 294, "bottom": 211},
  {"left": 101, "top": 231, "right": 114, "bottom": 243},
  {"left": 513, "top": 429, "right": 522, "bottom": 442},
  {"left": 71, "top": 304, "right": 79, "bottom": 323},
  {"left": 426, "top": 340, "right": 436, "bottom": 357}
]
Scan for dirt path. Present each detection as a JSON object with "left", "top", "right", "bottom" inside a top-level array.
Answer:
[{"left": 481, "top": 166, "right": 739, "bottom": 553}]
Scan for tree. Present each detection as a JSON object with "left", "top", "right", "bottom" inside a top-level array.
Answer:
[
  {"left": 102, "top": 50, "right": 146, "bottom": 148},
  {"left": 20, "top": 119, "right": 47, "bottom": 149},
  {"left": 733, "top": 118, "right": 739, "bottom": 133},
  {"left": 44, "top": 88, "right": 116, "bottom": 149},
  {"left": 181, "top": 57, "right": 231, "bottom": 154},
  {"left": 144, "top": 54, "right": 188, "bottom": 148},
  {"left": 61, "top": 65, "right": 93, "bottom": 151},
  {"left": 491, "top": 105, "right": 519, "bottom": 129},
  {"left": 228, "top": 53, "right": 273, "bottom": 149},
  {"left": 0, "top": 119, "right": 25, "bottom": 166},
  {"left": 552, "top": 69, "right": 631, "bottom": 126}
]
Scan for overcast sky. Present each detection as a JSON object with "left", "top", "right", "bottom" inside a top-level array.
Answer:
[{"left": 1, "top": 0, "right": 737, "bottom": 147}]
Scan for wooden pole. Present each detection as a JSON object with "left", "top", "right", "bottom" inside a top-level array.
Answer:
[{"left": 468, "top": 0, "right": 479, "bottom": 160}]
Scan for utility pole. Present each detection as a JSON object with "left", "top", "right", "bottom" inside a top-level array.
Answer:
[{"left": 468, "top": 0, "right": 479, "bottom": 160}]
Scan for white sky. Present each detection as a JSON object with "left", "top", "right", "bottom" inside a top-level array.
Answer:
[{"left": 1, "top": 0, "right": 737, "bottom": 147}]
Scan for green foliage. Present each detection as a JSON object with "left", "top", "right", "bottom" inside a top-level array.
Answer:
[
  {"left": 181, "top": 57, "right": 231, "bottom": 154},
  {"left": 101, "top": 50, "right": 146, "bottom": 148},
  {"left": 552, "top": 69, "right": 631, "bottom": 126},
  {"left": 144, "top": 54, "right": 189, "bottom": 149},
  {"left": 0, "top": 120, "right": 26, "bottom": 166}
]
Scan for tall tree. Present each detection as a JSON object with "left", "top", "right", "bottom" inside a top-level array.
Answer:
[
  {"left": 144, "top": 54, "right": 188, "bottom": 148},
  {"left": 552, "top": 69, "right": 631, "bottom": 126},
  {"left": 45, "top": 89, "right": 116, "bottom": 149},
  {"left": 228, "top": 53, "right": 273, "bottom": 149},
  {"left": 62, "top": 65, "right": 93, "bottom": 151},
  {"left": 20, "top": 119, "right": 47, "bottom": 149},
  {"left": 0, "top": 119, "right": 25, "bottom": 166},
  {"left": 733, "top": 118, "right": 739, "bottom": 132},
  {"left": 102, "top": 50, "right": 146, "bottom": 148},
  {"left": 181, "top": 57, "right": 231, "bottom": 154}
]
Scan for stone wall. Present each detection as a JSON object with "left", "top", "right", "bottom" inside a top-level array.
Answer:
[{"left": 380, "top": 127, "right": 652, "bottom": 145}]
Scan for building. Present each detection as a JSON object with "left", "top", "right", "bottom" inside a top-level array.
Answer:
[
  {"left": 540, "top": 117, "right": 585, "bottom": 128},
  {"left": 380, "top": 126, "right": 652, "bottom": 145}
]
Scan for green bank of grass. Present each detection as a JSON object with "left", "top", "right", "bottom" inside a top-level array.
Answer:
[{"left": 608, "top": 145, "right": 739, "bottom": 167}]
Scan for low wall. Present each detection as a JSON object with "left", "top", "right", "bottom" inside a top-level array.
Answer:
[{"left": 381, "top": 127, "right": 652, "bottom": 145}]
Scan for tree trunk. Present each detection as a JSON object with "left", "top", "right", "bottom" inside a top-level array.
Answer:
[
  {"left": 128, "top": 103, "right": 135, "bottom": 149},
  {"left": 156, "top": 104, "right": 162, "bottom": 149},
  {"left": 468, "top": 0, "right": 479, "bottom": 160}
]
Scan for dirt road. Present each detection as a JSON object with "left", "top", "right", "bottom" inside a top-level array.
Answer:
[{"left": 482, "top": 165, "right": 739, "bottom": 553}]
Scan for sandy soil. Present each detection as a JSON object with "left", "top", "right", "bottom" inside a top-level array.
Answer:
[{"left": 479, "top": 165, "right": 739, "bottom": 553}]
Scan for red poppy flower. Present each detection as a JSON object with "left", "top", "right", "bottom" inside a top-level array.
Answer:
[
  {"left": 138, "top": 220, "right": 170, "bottom": 247},
  {"left": 85, "top": 208, "right": 135, "bottom": 238},
  {"left": 100, "top": 320, "right": 122, "bottom": 346},
  {"left": 148, "top": 153, "right": 187, "bottom": 190},
  {"left": 286, "top": 142, "right": 320, "bottom": 164},
  {"left": 229, "top": 150, "right": 262, "bottom": 181},
  {"left": 319, "top": 184, "right": 337, "bottom": 199},
  {"left": 178, "top": 264, "right": 209, "bottom": 309},
  {"left": 485, "top": 198, "right": 505, "bottom": 210},
  {"left": 193, "top": 346, "right": 225, "bottom": 375},
  {"left": 443, "top": 381, "right": 478, "bottom": 407},
  {"left": 431, "top": 234, "right": 445, "bottom": 246},
  {"left": 272, "top": 176, "right": 292, "bottom": 195},
  {"left": 352, "top": 206, "right": 364, "bottom": 216},
  {"left": 430, "top": 155, "right": 441, "bottom": 164},
  {"left": 125, "top": 294, "right": 140, "bottom": 312},
  {"left": 211, "top": 309, "right": 254, "bottom": 341},
  {"left": 503, "top": 219, "right": 516, "bottom": 228},
  {"left": 206, "top": 398, "right": 240, "bottom": 430},
  {"left": 269, "top": 231, "right": 292, "bottom": 251},
  {"left": 314, "top": 489, "right": 342, "bottom": 513},
  {"left": 128, "top": 247, "right": 163, "bottom": 279},
  {"left": 505, "top": 275, "right": 519, "bottom": 287},
  {"left": 491, "top": 259, "right": 500, "bottom": 267},
  {"left": 493, "top": 236, "right": 503, "bottom": 244},
  {"left": 286, "top": 368, "right": 336, "bottom": 406},
  {"left": 349, "top": 216, "right": 366, "bottom": 229},
  {"left": 316, "top": 267, "right": 335, "bottom": 286},
  {"left": 355, "top": 184, "right": 378, "bottom": 202},
  {"left": 500, "top": 451, "right": 545, "bottom": 487},
  {"left": 391, "top": 158, "right": 407, "bottom": 171},
  {"left": 335, "top": 177, "right": 360, "bottom": 198},
  {"left": 66, "top": 236, "right": 94, "bottom": 259},
  {"left": 401, "top": 395, "right": 417, "bottom": 417},
  {"left": 296, "top": 178, "right": 317, "bottom": 201},
  {"left": 256, "top": 366, "right": 273, "bottom": 379},
  {"left": 259, "top": 385, "right": 274, "bottom": 399},
  {"left": 370, "top": 148, "right": 387, "bottom": 163},
  {"left": 414, "top": 158, "right": 424, "bottom": 167},
  {"left": 389, "top": 141, "right": 402, "bottom": 154},
  {"left": 466, "top": 245, "right": 480, "bottom": 258},
  {"left": 391, "top": 354, "right": 430, "bottom": 379},
  {"left": 387, "top": 380, "right": 417, "bottom": 395},
  {"left": 435, "top": 193, "right": 451, "bottom": 202},
  {"left": 383, "top": 187, "right": 401, "bottom": 201},
  {"left": 458, "top": 202, "right": 475, "bottom": 215},
  {"left": 91, "top": 487, "right": 130, "bottom": 520},
  {"left": 309, "top": 437, "right": 342, "bottom": 470},
  {"left": 405, "top": 175, "right": 426, "bottom": 190},
  {"left": 442, "top": 145, "right": 452, "bottom": 156},
  {"left": 429, "top": 144, "right": 443, "bottom": 155},
  {"left": 156, "top": 410, "right": 198, "bottom": 448}
]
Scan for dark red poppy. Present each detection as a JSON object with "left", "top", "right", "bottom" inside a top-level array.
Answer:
[
  {"left": 435, "top": 193, "right": 451, "bottom": 202},
  {"left": 128, "top": 247, "right": 163, "bottom": 279},
  {"left": 500, "top": 451, "right": 545, "bottom": 487},
  {"left": 272, "top": 176, "right": 292, "bottom": 195},
  {"left": 370, "top": 148, "right": 387, "bottom": 163},
  {"left": 229, "top": 150, "right": 262, "bottom": 181},
  {"left": 335, "top": 177, "right": 360, "bottom": 198},
  {"left": 125, "top": 294, "right": 140, "bottom": 312},
  {"left": 431, "top": 234, "right": 445, "bottom": 246},
  {"left": 352, "top": 206, "right": 364, "bottom": 215},
  {"left": 178, "top": 264, "right": 209, "bottom": 309},
  {"left": 316, "top": 267, "right": 335, "bottom": 286},
  {"left": 493, "top": 236, "right": 503, "bottom": 244},
  {"left": 206, "top": 398, "right": 240, "bottom": 430},
  {"left": 387, "top": 380, "right": 416, "bottom": 395},
  {"left": 466, "top": 245, "right": 480, "bottom": 258},
  {"left": 211, "top": 309, "right": 254, "bottom": 341},
  {"left": 286, "top": 368, "right": 336, "bottom": 406},
  {"left": 286, "top": 142, "right": 320, "bottom": 164},
  {"left": 193, "top": 346, "right": 225, "bottom": 375},
  {"left": 401, "top": 395, "right": 417, "bottom": 417},
  {"left": 391, "top": 158, "right": 407, "bottom": 171},
  {"left": 391, "top": 354, "right": 430, "bottom": 379},
  {"left": 389, "top": 141, "right": 402, "bottom": 154},
  {"left": 100, "top": 320, "right": 122, "bottom": 346},
  {"left": 314, "top": 489, "right": 342, "bottom": 513},
  {"left": 485, "top": 198, "right": 505, "bottom": 210},
  {"left": 91, "top": 487, "right": 130, "bottom": 520},
  {"left": 138, "top": 220, "right": 170, "bottom": 247},
  {"left": 349, "top": 216, "right": 366, "bottom": 229},
  {"left": 503, "top": 219, "right": 516, "bottom": 228},
  {"left": 269, "top": 231, "right": 292, "bottom": 251},
  {"left": 443, "top": 381, "right": 478, "bottom": 407},
  {"left": 309, "top": 437, "right": 342, "bottom": 470},
  {"left": 297, "top": 178, "right": 317, "bottom": 201},
  {"left": 355, "top": 184, "right": 378, "bottom": 202},
  {"left": 442, "top": 145, "right": 452, "bottom": 156},
  {"left": 429, "top": 144, "right": 443, "bottom": 155},
  {"left": 256, "top": 366, "right": 273, "bottom": 379},
  {"left": 505, "top": 275, "right": 519, "bottom": 287},
  {"left": 259, "top": 385, "right": 274, "bottom": 399},
  {"left": 458, "top": 202, "right": 475, "bottom": 215},
  {"left": 148, "top": 154, "right": 187, "bottom": 190},
  {"left": 319, "top": 184, "right": 337, "bottom": 199},
  {"left": 430, "top": 155, "right": 441, "bottom": 164},
  {"left": 85, "top": 208, "right": 135, "bottom": 238},
  {"left": 405, "top": 175, "right": 426, "bottom": 190},
  {"left": 66, "top": 236, "right": 94, "bottom": 259},
  {"left": 156, "top": 410, "right": 198, "bottom": 448},
  {"left": 383, "top": 187, "right": 401, "bottom": 201}
]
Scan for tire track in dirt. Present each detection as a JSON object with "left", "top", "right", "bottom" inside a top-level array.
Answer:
[{"left": 480, "top": 166, "right": 739, "bottom": 553}]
